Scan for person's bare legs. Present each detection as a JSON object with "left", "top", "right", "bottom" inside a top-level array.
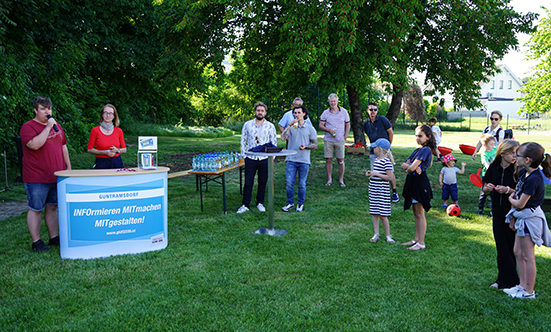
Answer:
[
  {"left": 413, "top": 203, "right": 426, "bottom": 245},
  {"left": 337, "top": 158, "right": 345, "bottom": 185},
  {"left": 27, "top": 209, "right": 43, "bottom": 242},
  {"left": 381, "top": 216, "right": 391, "bottom": 237},
  {"left": 406, "top": 203, "right": 426, "bottom": 250},
  {"left": 513, "top": 237, "right": 526, "bottom": 290},
  {"left": 372, "top": 215, "right": 380, "bottom": 235},
  {"left": 44, "top": 204, "right": 59, "bottom": 239},
  {"left": 325, "top": 158, "right": 333, "bottom": 185},
  {"left": 370, "top": 215, "right": 380, "bottom": 242},
  {"left": 515, "top": 236, "right": 536, "bottom": 293}
]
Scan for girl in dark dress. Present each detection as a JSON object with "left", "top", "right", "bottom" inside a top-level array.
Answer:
[{"left": 400, "top": 125, "right": 437, "bottom": 251}]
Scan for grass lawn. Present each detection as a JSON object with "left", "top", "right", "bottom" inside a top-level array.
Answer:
[{"left": 1, "top": 129, "right": 551, "bottom": 331}]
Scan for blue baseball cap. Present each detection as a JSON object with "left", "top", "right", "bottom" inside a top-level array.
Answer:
[{"left": 371, "top": 138, "right": 391, "bottom": 150}]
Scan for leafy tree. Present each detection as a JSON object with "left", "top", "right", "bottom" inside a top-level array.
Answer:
[
  {"left": 426, "top": 102, "right": 444, "bottom": 119},
  {"left": 190, "top": 65, "right": 255, "bottom": 126},
  {"left": 162, "top": 0, "right": 536, "bottom": 145},
  {"left": 1, "top": 0, "right": 191, "bottom": 162},
  {"left": 404, "top": 84, "right": 426, "bottom": 124},
  {"left": 520, "top": 8, "right": 551, "bottom": 114},
  {"left": 0, "top": 2, "right": 36, "bottom": 146}
]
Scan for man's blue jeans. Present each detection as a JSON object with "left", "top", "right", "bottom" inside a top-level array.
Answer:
[{"left": 286, "top": 161, "right": 310, "bottom": 205}]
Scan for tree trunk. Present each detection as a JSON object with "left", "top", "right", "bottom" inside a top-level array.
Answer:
[
  {"left": 346, "top": 84, "right": 365, "bottom": 145},
  {"left": 386, "top": 86, "right": 405, "bottom": 126}
]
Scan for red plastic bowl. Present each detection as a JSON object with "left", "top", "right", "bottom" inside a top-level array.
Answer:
[
  {"left": 459, "top": 144, "right": 476, "bottom": 155},
  {"left": 438, "top": 146, "right": 453, "bottom": 156}
]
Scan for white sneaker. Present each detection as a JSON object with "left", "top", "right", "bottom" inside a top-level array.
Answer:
[
  {"left": 236, "top": 205, "right": 249, "bottom": 214},
  {"left": 257, "top": 203, "right": 266, "bottom": 212},
  {"left": 281, "top": 204, "right": 294, "bottom": 212},
  {"left": 296, "top": 205, "right": 303, "bottom": 212},
  {"left": 503, "top": 285, "right": 523, "bottom": 296},
  {"left": 513, "top": 289, "right": 536, "bottom": 299}
]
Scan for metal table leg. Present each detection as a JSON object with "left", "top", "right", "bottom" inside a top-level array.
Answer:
[
  {"left": 254, "top": 156, "right": 288, "bottom": 236},
  {"left": 222, "top": 172, "right": 227, "bottom": 214},
  {"left": 198, "top": 175, "right": 204, "bottom": 212},
  {"left": 267, "top": 156, "right": 274, "bottom": 229}
]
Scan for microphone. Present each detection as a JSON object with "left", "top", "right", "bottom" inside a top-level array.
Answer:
[{"left": 46, "top": 115, "right": 59, "bottom": 132}]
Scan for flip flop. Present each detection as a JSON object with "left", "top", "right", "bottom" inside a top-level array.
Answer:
[
  {"left": 325, "top": 182, "right": 332, "bottom": 186},
  {"left": 401, "top": 240, "right": 417, "bottom": 246},
  {"left": 339, "top": 182, "right": 346, "bottom": 187},
  {"left": 407, "top": 243, "right": 426, "bottom": 250}
]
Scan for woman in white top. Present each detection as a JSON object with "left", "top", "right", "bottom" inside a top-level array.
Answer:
[{"left": 472, "top": 110, "right": 505, "bottom": 160}]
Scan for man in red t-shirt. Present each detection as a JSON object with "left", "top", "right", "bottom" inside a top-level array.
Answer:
[{"left": 20, "top": 97, "right": 71, "bottom": 252}]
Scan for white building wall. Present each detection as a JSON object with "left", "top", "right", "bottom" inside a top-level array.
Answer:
[
  {"left": 478, "top": 64, "right": 525, "bottom": 119},
  {"left": 480, "top": 66, "right": 523, "bottom": 100},
  {"left": 485, "top": 100, "right": 524, "bottom": 119},
  {"left": 422, "top": 64, "right": 526, "bottom": 116}
]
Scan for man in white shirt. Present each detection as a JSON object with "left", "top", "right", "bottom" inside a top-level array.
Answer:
[{"left": 237, "top": 102, "right": 278, "bottom": 213}]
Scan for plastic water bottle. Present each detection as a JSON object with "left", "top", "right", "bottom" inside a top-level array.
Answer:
[
  {"left": 196, "top": 155, "right": 202, "bottom": 171},
  {"left": 224, "top": 152, "right": 230, "bottom": 168}
]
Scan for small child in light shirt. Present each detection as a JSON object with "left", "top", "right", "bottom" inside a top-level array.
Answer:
[
  {"left": 477, "top": 134, "right": 497, "bottom": 215},
  {"left": 439, "top": 154, "right": 466, "bottom": 208}
]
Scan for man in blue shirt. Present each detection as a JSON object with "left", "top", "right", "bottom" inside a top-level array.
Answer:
[
  {"left": 363, "top": 102, "right": 399, "bottom": 202},
  {"left": 278, "top": 98, "right": 313, "bottom": 134}
]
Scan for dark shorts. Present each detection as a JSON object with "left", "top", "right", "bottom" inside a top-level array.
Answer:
[
  {"left": 442, "top": 183, "right": 458, "bottom": 201},
  {"left": 523, "top": 224, "right": 531, "bottom": 236},
  {"left": 24, "top": 182, "right": 57, "bottom": 211},
  {"left": 94, "top": 156, "right": 124, "bottom": 169}
]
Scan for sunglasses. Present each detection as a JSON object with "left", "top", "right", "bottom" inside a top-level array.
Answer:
[
  {"left": 368, "top": 108, "right": 378, "bottom": 111},
  {"left": 491, "top": 118, "right": 500, "bottom": 121}
]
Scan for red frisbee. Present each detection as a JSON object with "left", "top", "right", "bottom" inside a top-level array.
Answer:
[
  {"left": 438, "top": 146, "right": 453, "bottom": 156},
  {"left": 459, "top": 144, "right": 476, "bottom": 155},
  {"left": 469, "top": 168, "right": 483, "bottom": 187}
]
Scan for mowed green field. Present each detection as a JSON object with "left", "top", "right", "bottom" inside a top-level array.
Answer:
[{"left": 1, "top": 129, "right": 550, "bottom": 331}]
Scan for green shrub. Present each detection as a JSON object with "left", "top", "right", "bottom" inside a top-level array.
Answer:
[{"left": 123, "top": 122, "right": 234, "bottom": 138}]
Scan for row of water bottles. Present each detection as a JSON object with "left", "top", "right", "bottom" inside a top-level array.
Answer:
[{"left": 192, "top": 151, "right": 243, "bottom": 172}]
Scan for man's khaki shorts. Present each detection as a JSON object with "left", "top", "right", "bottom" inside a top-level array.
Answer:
[{"left": 324, "top": 140, "right": 345, "bottom": 159}]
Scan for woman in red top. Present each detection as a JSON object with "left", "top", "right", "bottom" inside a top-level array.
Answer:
[{"left": 87, "top": 104, "right": 127, "bottom": 169}]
